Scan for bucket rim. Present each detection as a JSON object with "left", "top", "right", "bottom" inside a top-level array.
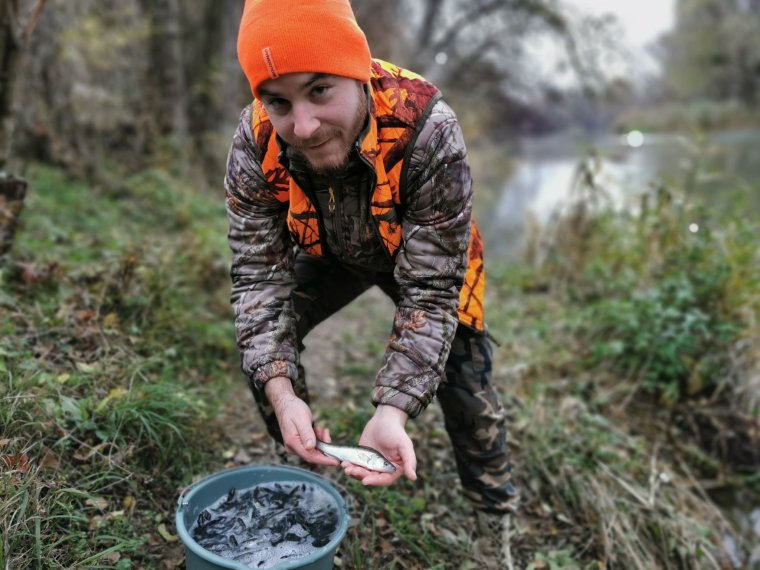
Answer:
[{"left": 175, "top": 464, "right": 349, "bottom": 570}]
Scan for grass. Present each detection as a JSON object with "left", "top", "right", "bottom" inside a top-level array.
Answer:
[
  {"left": 2, "top": 155, "right": 759, "bottom": 569},
  {"left": 1, "top": 164, "right": 238, "bottom": 568}
]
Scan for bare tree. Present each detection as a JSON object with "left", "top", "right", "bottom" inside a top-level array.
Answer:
[
  {"left": 139, "top": 0, "right": 188, "bottom": 155},
  {"left": 1, "top": 0, "right": 44, "bottom": 257},
  {"left": 352, "top": 0, "right": 624, "bottom": 136}
]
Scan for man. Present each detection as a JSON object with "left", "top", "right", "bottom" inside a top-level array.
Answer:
[{"left": 226, "top": 0, "right": 516, "bottom": 561}]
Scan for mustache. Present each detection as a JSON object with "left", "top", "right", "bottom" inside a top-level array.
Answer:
[{"left": 291, "top": 128, "right": 341, "bottom": 152}]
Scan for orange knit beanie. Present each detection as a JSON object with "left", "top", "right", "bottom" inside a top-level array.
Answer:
[{"left": 237, "top": 0, "right": 372, "bottom": 99}]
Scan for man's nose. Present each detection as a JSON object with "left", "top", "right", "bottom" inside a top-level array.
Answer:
[{"left": 292, "top": 104, "right": 320, "bottom": 140}]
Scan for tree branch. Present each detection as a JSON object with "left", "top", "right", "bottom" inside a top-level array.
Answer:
[{"left": 23, "top": 0, "right": 46, "bottom": 41}]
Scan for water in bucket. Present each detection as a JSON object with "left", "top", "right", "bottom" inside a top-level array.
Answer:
[{"left": 189, "top": 481, "right": 341, "bottom": 569}]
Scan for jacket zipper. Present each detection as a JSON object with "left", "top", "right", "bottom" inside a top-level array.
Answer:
[
  {"left": 355, "top": 142, "right": 395, "bottom": 265},
  {"left": 327, "top": 181, "right": 348, "bottom": 254}
]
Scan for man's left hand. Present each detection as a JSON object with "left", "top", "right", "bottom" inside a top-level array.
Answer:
[{"left": 342, "top": 405, "right": 417, "bottom": 486}]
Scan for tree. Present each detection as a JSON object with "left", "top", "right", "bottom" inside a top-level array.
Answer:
[
  {"left": 661, "top": 0, "right": 760, "bottom": 108},
  {"left": 1, "top": 0, "right": 44, "bottom": 257},
  {"left": 353, "top": 0, "right": 623, "bottom": 137}
]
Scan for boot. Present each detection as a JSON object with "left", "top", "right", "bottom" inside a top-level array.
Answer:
[{"left": 473, "top": 510, "right": 514, "bottom": 569}]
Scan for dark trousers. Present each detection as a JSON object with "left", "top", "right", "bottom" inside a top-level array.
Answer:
[{"left": 251, "top": 252, "right": 516, "bottom": 513}]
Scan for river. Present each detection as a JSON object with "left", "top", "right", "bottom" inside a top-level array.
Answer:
[{"left": 485, "top": 129, "right": 760, "bottom": 258}]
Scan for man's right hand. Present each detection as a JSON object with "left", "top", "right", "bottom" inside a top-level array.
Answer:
[{"left": 264, "top": 377, "right": 338, "bottom": 467}]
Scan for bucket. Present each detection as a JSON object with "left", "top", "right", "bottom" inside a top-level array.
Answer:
[{"left": 176, "top": 465, "right": 349, "bottom": 570}]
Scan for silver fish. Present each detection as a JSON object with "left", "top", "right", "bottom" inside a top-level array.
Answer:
[{"left": 315, "top": 440, "right": 397, "bottom": 473}]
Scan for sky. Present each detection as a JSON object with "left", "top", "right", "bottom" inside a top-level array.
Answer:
[{"left": 567, "top": 0, "right": 676, "bottom": 47}]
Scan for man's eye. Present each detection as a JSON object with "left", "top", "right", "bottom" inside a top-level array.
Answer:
[
  {"left": 312, "top": 85, "right": 330, "bottom": 97},
  {"left": 265, "top": 98, "right": 289, "bottom": 111}
]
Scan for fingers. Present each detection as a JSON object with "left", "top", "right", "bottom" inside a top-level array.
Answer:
[
  {"left": 313, "top": 425, "right": 331, "bottom": 444},
  {"left": 295, "top": 419, "right": 316, "bottom": 450},
  {"left": 282, "top": 420, "right": 337, "bottom": 467},
  {"left": 399, "top": 445, "right": 417, "bottom": 481},
  {"left": 342, "top": 462, "right": 402, "bottom": 486},
  {"left": 341, "top": 459, "right": 414, "bottom": 486}
]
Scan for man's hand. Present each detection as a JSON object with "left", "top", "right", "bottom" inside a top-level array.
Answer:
[
  {"left": 342, "top": 404, "right": 417, "bottom": 486},
  {"left": 264, "top": 377, "right": 338, "bottom": 467}
]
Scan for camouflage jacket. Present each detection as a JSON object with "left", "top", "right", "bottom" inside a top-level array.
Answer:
[{"left": 225, "top": 61, "right": 481, "bottom": 418}]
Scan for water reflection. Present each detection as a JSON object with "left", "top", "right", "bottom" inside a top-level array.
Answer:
[
  {"left": 709, "top": 487, "right": 760, "bottom": 569},
  {"left": 487, "top": 129, "right": 760, "bottom": 258}
]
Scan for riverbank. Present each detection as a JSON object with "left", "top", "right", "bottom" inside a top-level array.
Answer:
[
  {"left": 1, "top": 163, "right": 758, "bottom": 568},
  {"left": 615, "top": 100, "right": 760, "bottom": 134}
]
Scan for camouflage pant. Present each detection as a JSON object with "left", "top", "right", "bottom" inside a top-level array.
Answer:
[{"left": 250, "top": 252, "right": 516, "bottom": 514}]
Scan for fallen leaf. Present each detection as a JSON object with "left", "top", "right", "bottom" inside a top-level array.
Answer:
[
  {"left": 85, "top": 496, "right": 109, "bottom": 510},
  {"left": 123, "top": 495, "right": 136, "bottom": 512},
  {"left": 162, "top": 557, "right": 184, "bottom": 570},
  {"left": 233, "top": 449, "right": 251, "bottom": 464},
  {"left": 379, "top": 537, "right": 394, "bottom": 555},
  {"left": 94, "top": 387, "right": 129, "bottom": 413},
  {"left": 1, "top": 453, "right": 31, "bottom": 473},
  {"left": 157, "top": 523, "right": 179, "bottom": 542},
  {"left": 75, "top": 361, "right": 98, "bottom": 373},
  {"left": 104, "top": 551, "right": 121, "bottom": 564},
  {"left": 76, "top": 309, "right": 97, "bottom": 323},
  {"left": 40, "top": 447, "right": 61, "bottom": 469},
  {"left": 161, "top": 546, "right": 185, "bottom": 570},
  {"left": 88, "top": 515, "right": 104, "bottom": 531},
  {"left": 250, "top": 431, "right": 269, "bottom": 443},
  {"left": 102, "top": 313, "right": 120, "bottom": 330}
]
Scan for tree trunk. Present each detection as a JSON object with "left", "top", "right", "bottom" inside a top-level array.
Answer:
[
  {"left": 1, "top": 0, "right": 23, "bottom": 171},
  {"left": 1, "top": 0, "right": 24, "bottom": 256},
  {"left": 0, "top": 173, "right": 26, "bottom": 256},
  {"left": 140, "top": 0, "right": 188, "bottom": 154}
]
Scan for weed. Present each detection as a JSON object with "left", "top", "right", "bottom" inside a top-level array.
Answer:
[{"left": 0, "top": 164, "right": 236, "bottom": 568}]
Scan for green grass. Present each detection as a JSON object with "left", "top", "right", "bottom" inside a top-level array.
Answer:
[
  {"left": 1, "top": 164, "right": 237, "bottom": 568},
  {"left": 2, "top": 157, "right": 758, "bottom": 569}
]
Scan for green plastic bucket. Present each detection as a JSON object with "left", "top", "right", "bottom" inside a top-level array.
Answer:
[{"left": 176, "top": 465, "right": 349, "bottom": 570}]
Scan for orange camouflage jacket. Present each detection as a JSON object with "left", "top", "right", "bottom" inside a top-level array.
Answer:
[{"left": 225, "top": 59, "right": 485, "bottom": 417}]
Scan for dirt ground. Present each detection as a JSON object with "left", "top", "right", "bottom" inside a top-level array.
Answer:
[{"left": 208, "top": 288, "right": 518, "bottom": 568}]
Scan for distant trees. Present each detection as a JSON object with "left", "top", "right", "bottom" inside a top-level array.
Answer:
[
  {"left": 13, "top": 0, "right": 245, "bottom": 184},
  {"left": 7, "top": 0, "right": 623, "bottom": 183},
  {"left": 354, "top": 0, "right": 612, "bottom": 137},
  {"left": 661, "top": 0, "right": 760, "bottom": 108}
]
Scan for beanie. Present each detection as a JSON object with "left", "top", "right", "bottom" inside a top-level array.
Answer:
[{"left": 237, "top": 0, "right": 372, "bottom": 99}]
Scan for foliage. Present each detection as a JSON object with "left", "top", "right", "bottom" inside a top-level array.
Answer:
[
  {"left": 0, "top": 164, "right": 237, "bottom": 568},
  {"left": 537, "top": 159, "right": 759, "bottom": 404},
  {"left": 661, "top": 0, "right": 760, "bottom": 109},
  {"left": 516, "top": 394, "right": 725, "bottom": 568},
  {"left": 3, "top": 151, "right": 759, "bottom": 569}
]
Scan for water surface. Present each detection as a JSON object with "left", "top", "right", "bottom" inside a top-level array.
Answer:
[
  {"left": 486, "top": 129, "right": 760, "bottom": 258},
  {"left": 190, "top": 481, "right": 340, "bottom": 569}
]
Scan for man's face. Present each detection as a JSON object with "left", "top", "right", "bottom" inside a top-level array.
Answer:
[{"left": 258, "top": 73, "right": 367, "bottom": 175}]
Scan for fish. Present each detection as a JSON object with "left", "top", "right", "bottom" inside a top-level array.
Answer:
[{"left": 315, "top": 440, "right": 397, "bottom": 473}]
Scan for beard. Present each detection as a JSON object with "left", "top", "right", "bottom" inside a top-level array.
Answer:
[{"left": 292, "top": 83, "right": 368, "bottom": 176}]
